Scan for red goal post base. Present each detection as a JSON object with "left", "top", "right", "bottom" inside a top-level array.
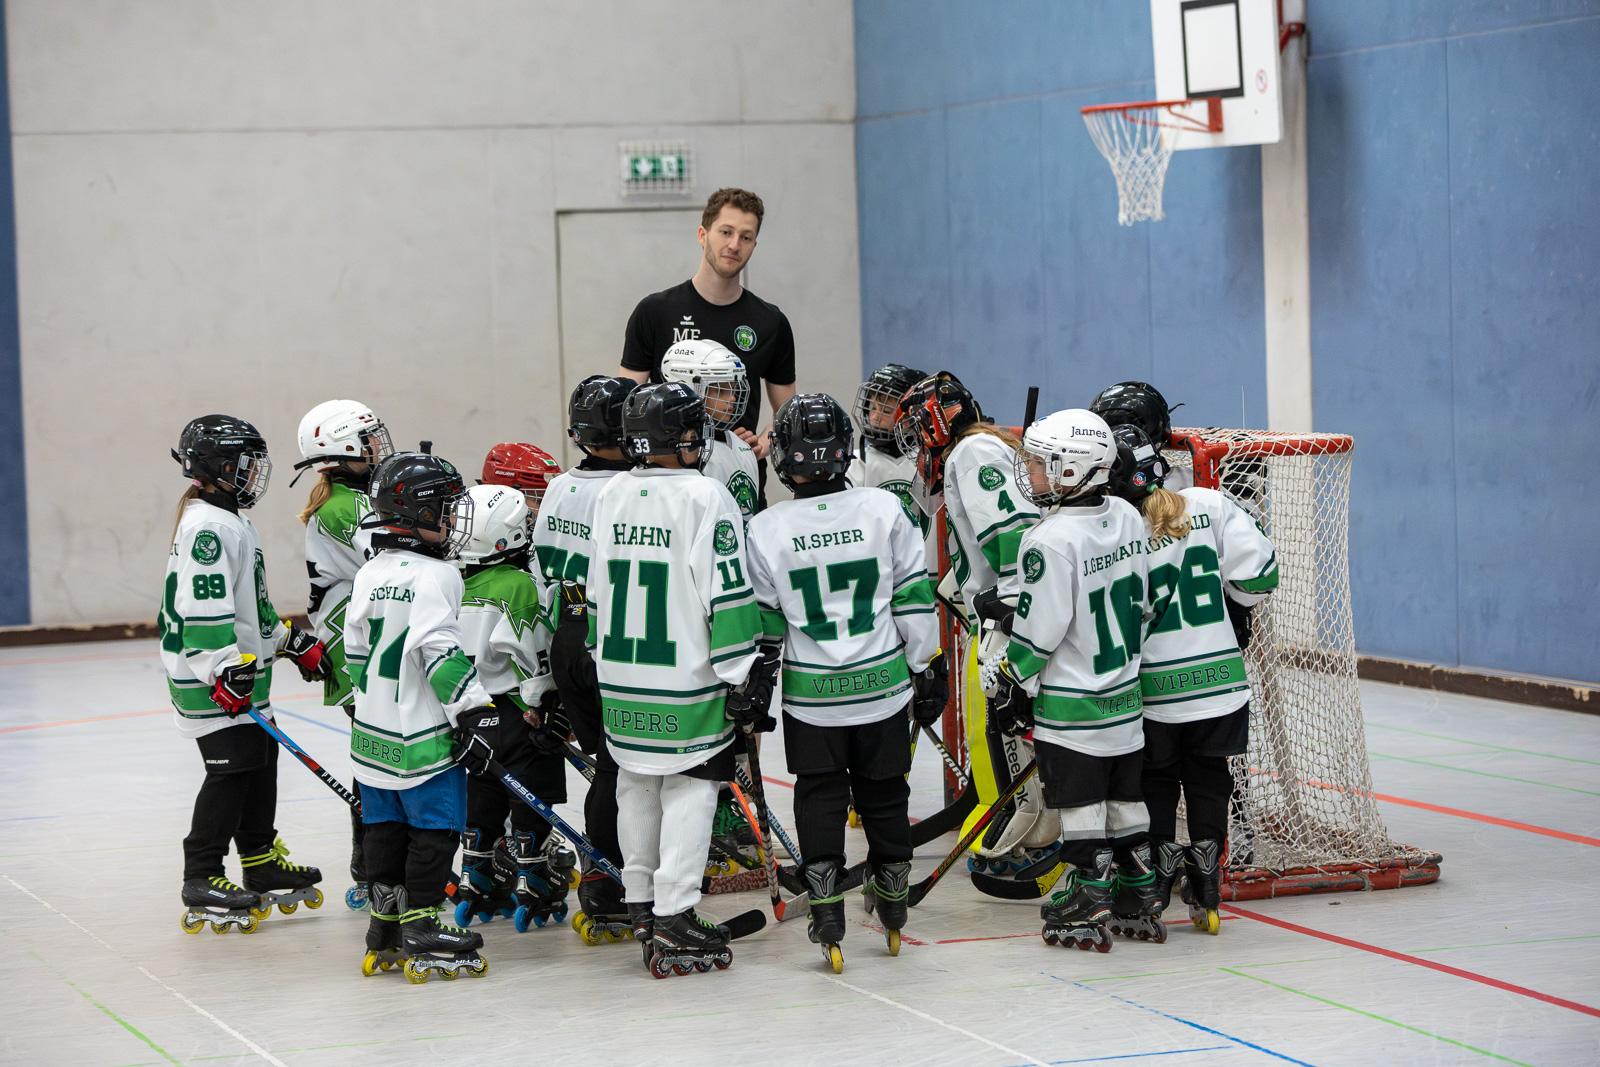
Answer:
[{"left": 1222, "top": 853, "right": 1444, "bottom": 901}]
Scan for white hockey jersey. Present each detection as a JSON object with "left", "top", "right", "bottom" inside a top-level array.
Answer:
[
  {"left": 1005, "top": 496, "right": 1155, "bottom": 757},
  {"left": 702, "top": 430, "right": 761, "bottom": 520},
  {"left": 347, "top": 547, "right": 492, "bottom": 788},
  {"left": 530, "top": 467, "right": 618, "bottom": 588},
  {"left": 588, "top": 467, "right": 761, "bottom": 775},
  {"left": 1140, "top": 487, "right": 1279, "bottom": 724},
  {"left": 303, "top": 480, "right": 374, "bottom": 706},
  {"left": 746, "top": 487, "right": 939, "bottom": 728},
  {"left": 459, "top": 562, "right": 555, "bottom": 711},
  {"left": 943, "top": 432, "right": 1042, "bottom": 612},
  {"left": 847, "top": 443, "right": 927, "bottom": 537},
  {"left": 160, "top": 497, "right": 283, "bottom": 740}
]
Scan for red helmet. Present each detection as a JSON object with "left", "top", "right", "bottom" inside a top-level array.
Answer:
[
  {"left": 480, "top": 443, "right": 562, "bottom": 512},
  {"left": 894, "top": 372, "right": 983, "bottom": 496}
]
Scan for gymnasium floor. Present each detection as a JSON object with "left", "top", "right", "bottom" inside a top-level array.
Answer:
[{"left": 1, "top": 639, "right": 1595, "bottom": 1066}]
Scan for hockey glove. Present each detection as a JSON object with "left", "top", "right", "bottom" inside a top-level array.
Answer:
[
  {"left": 971, "top": 587, "right": 1017, "bottom": 636},
  {"left": 911, "top": 651, "right": 949, "bottom": 727},
  {"left": 527, "top": 692, "right": 573, "bottom": 756},
  {"left": 454, "top": 705, "right": 498, "bottom": 778},
  {"left": 726, "top": 645, "right": 779, "bottom": 735},
  {"left": 1225, "top": 596, "right": 1256, "bottom": 652},
  {"left": 987, "top": 665, "right": 1035, "bottom": 738},
  {"left": 280, "top": 623, "right": 330, "bottom": 682},
  {"left": 210, "top": 654, "right": 258, "bottom": 718}
]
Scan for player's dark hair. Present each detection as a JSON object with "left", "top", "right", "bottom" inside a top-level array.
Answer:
[{"left": 701, "top": 187, "right": 765, "bottom": 233}]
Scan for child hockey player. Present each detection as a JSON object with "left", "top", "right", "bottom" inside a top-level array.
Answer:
[
  {"left": 987, "top": 408, "right": 1157, "bottom": 952},
  {"left": 661, "top": 338, "right": 761, "bottom": 520},
  {"left": 451, "top": 482, "right": 575, "bottom": 932},
  {"left": 1105, "top": 424, "right": 1277, "bottom": 936},
  {"left": 480, "top": 441, "right": 563, "bottom": 534},
  {"left": 895, "top": 372, "right": 1053, "bottom": 877},
  {"left": 163, "top": 415, "right": 329, "bottom": 934},
  {"left": 847, "top": 363, "right": 930, "bottom": 537},
  {"left": 348, "top": 451, "right": 498, "bottom": 983},
  {"left": 1089, "top": 380, "right": 1191, "bottom": 491},
  {"left": 745, "top": 394, "right": 944, "bottom": 972},
  {"left": 589, "top": 381, "right": 764, "bottom": 978},
  {"left": 533, "top": 375, "right": 637, "bottom": 944},
  {"left": 293, "top": 399, "right": 392, "bottom": 911}
]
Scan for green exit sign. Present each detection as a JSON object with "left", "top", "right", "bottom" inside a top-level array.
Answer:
[
  {"left": 619, "top": 142, "right": 693, "bottom": 196},
  {"left": 627, "top": 153, "right": 686, "bottom": 181}
]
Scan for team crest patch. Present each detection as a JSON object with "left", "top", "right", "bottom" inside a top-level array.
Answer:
[
  {"left": 1022, "top": 547, "right": 1046, "bottom": 584},
  {"left": 713, "top": 519, "right": 738, "bottom": 556},
  {"left": 727, "top": 471, "right": 758, "bottom": 515},
  {"left": 733, "top": 325, "right": 756, "bottom": 351},
  {"left": 191, "top": 530, "right": 222, "bottom": 564},
  {"left": 977, "top": 465, "right": 1006, "bottom": 491}
]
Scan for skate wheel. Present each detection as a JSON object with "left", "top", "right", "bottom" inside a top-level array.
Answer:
[
  {"left": 570, "top": 911, "right": 586, "bottom": 933},
  {"left": 847, "top": 808, "right": 861, "bottom": 828},
  {"left": 826, "top": 945, "right": 844, "bottom": 974},
  {"left": 1202, "top": 909, "right": 1220, "bottom": 935},
  {"left": 211, "top": 921, "right": 230, "bottom": 936},
  {"left": 277, "top": 900, "right": 298, "bottom": 915},
  {"left": 345, "top": 885, "right": 369, "bottom": 911},
  {"left": 567, "top": 869, "right": 581, "bottom": 891},
  {"left": 249, "top": 903, "right": 272, "bottom": 920},
  {"left": 180, "top": 914, "right": 205, "bottom": 935},
  {"left": 671, "top": 962, "right": 692, "bottom": 977},
  {"left": 513, "top": 906, "right": 532, "bottom": 933},
  {"left": 649, "top": 955, "right": 673, "bottom": 979},
  {"left": 361, "top": 952, "right": 382, "bottom": 977},
  {"left": 240, "top": 916, "right": 260, "bottom": 935},
  {"left": 469, "top": 957, "right": 489, "bottom": 978},
  {"left": 578, "top": 922, "right": 604, "bottom": 947},
  {"left": 403, "top": 959, "right": 429, "bottom": 985},
  {"left": 886, "top": 929, "right": 901, "bottom": 957},
  {"left": 454, "top": 901, "right": 475, "bottom": 927},
  {"left": 1073, "top": 938, "right": 1093, "bottom": 951},
  {"left": 1094, "top": 935, "right": 1112, "bottom": 953},
  {"left": 532, "top": 912, "right": 548, "bottom": 929},
  {"left": 553, "top": 902, "right": 568, "bottom": 921},
  {"left": 439, "top": 967, "right": 459, "bottom": 981},
  {"left": 712, "top": 956, "right": 730, "bottom": 971},
  {"left": 1152, "top": 922, "right": 1168, "bottom": 944},
  {"left": 305, "top": 888, "right": 324, "bottom": 910}
]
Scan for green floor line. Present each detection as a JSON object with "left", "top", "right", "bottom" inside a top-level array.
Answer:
[
  {"left": 1368, "top": 751, "right": 1600, "bottom": 796},
  {"left": 64, "top": 977, "right": 182, "bottom": 1067},
  {"left": 1219, "top": 967, "right": 1532, "bottom": 1066},
  {"left": 1366, "top": 722, "right": 1600, "bottom": 767},
  {"left": 1409, "top": 932, "right": 1600, "bottom": 954}
]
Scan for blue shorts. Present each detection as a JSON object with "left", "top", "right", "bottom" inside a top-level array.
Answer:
[{"left": 359, "top": 767, "right": 467, "bottom": 832}]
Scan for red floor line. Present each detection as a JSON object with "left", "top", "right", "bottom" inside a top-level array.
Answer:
[
  {"left": 1369, "top": 790, "right": 1600, "bottom": 847},
  {"left": 1222, "top": 904, "right": 1600, "bottom": 1019},
  {"left": 761, "top": 775, "right": 794, "bottom": 791},
  {"left": 0, "top": 708, "right": 168, "bottom": 734}
]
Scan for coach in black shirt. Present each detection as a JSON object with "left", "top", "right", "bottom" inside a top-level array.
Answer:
[{"left": 619, "top": 188, "right": 797, "bottom": 486}]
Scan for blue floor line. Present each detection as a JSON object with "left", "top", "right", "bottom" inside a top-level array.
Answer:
[
  {"left": 1047, "top": 975, "right": 1315, "bottom": 1066},
  {"left": 273, "top": 706, "right": 351, "bottom": 738}
]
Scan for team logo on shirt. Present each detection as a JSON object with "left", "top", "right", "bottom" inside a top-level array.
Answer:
[
  {"left": 881, "top": 480, "right": 925, "bottom": 532},
  {"left": 191, "top": 530, "right": 222, "bottom": 564},
  {"left": 1022, "top": 547, "right": 1046, "bottom": 584},
  {"left": 977, "top": 465, "right": 1006, "bottom": 491},
  {"left": 727, "top": 471, "right": 758, "bottom": 516},
  {"left": 733, "top": 325, "right": 756, "bottom": 351},
  {"left": 713, "top": 519, "right": 738, "bottom": 556}
]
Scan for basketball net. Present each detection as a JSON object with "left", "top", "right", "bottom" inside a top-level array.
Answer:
[{"left": 1082, "top": 100, "right": 1218, "bottom": 225}]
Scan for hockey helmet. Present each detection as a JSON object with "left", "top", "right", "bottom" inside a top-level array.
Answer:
[
  {"left": 854, "top": 363, "right": 925, "bottom": 455},
  {"left": 368, "top": 451, "right": 474, "bottom": 559},
  {"left": 772, "top": 393, "right": 854, "bottom": 491},
  {"left": 621, "top": 382, "right": 711, "bottom": 469},
  {"left": 481, "top": 442, "right": 562, "bottom": 521},
  {"left": 568, "top": 375, "right": 639, "bottom": 454},
  {"left": 1013, "top": 409, "right": 1117, "bottom": 506},
  {"left": 294, "top": 399, "right": 393, "bottom": 477},
  {"left": 660, "top": 339, "right": 750, "bottom": 432},
  {"left": 457, "top": 483, "right": 531, "bottom": 566},
  {"left": 1088, "top": 381, "right": 1174, "bottom": 451},
  {"left": 1106, "top": 423, "right": 1170, "bottom": 504},
  {"left": 172, "top": 414, "right": 272, "bottom": 508}
]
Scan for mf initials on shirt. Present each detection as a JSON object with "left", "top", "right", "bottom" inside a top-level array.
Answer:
[{"left": 673, "top": 315, "right": 699, "bottom": 343}]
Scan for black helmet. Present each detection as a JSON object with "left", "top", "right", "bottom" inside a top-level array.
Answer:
[
  {"left": 772, "top": 393, "right": 853, "bottom": 491},
  {"left": 1106, "top": 423, "right": 1170, "bottom": 504},
  {"left": 621, "top": 382, "right": 710, "bottom": 469},
  {"left": 854, "top": 363, "right": 926, "bottom": 455},
  {"left": 368, "top": 451, "right": 474, "bottom": 558},
  {"left": 568, "top": 375, "right": 638, "bottom": 454},
  {"left": 1089, "top": 381, "right": 1173, "bottom": 451},
  {"left": 172, "top": 414, "right": 272, "bottom": 508}
]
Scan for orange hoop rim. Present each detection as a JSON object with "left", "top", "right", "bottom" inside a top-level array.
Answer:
[{"left": 1080, "top": 98, "right": 1222, "bottom": 134}]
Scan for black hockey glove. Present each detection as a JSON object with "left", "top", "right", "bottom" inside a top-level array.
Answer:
[
  {"left": 726, "top": 645, "right": 779, "bottom": 735},
  {"left": 1225, "top": 596, "right": 1256, "bottom": 652},
  {"left": 527, "top": 691, "right": 572, "bottom": 756},
  {"left": 210, "top": 654, "right": 258, "bottom": 718},
  {"left": 454, "top": 705, "right": 498, "bottom": 778},
  {"left": 911, "top": 651, "right": 949, "bottom": 728},
  {"left": 987, "top": 667, "right": 1034, "bottom": 738},
  {"left": 971, "top": 587, "right": 1017, "bottom": 636},
  {"left": 280, "top": 623, "right": 330, "bottom": 682}
]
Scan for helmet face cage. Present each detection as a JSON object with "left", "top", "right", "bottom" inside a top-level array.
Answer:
[
  {"left": 360, "top": 423, "right": 395, "bottom": 466},
  {"left": 1014, "top": 420, "right": 1114, "bottom": 507},
  {"left": 232, "top": 450, "right": 274, "bottom": 508},
  {"left": 700, "top": 377, "right": 749, "bottom": 431},
  {"left": 855, "top": 377, "right": 912, "bottom": 453},
  {"left": 441, "top": 489, "right": 476, "bottom": 560}
]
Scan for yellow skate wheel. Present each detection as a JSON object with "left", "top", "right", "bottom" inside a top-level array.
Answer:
[
  {"left": 469, "top": 957, "right": 489, "bottom": 978},
  {"left": 211, "top": 921, "right": 231, "bottom": 936},
  {"left": 439, "top": 967, "right": 459, "bottom": 981},
  {"left": 827, "top": 945, "right": 844, "bottom": 974},
  {"left": 403, "top": 959, "right": 429, "bottom": 985},
  {"left": 304, "top": 889, "right": 324, "bottom": 910},
  {"left": 361, "top": 951, "right": 382, "bottom": 977},
  {"left": 180, "top": 914, "right": 205, "bottom": 935},
  {"left": 578, "top": 921, "right": 604, "bottom": 947},
  {"left": 240, "top": 916, "right": 260, "bottom": 935},
  {"left": 570, "top": 911, "right": 586, "bottom": 933},
  {"left": 250, "top": 903, "right": 272, "bottom": 920},
  {"left": 886, "top": 929, "right": 901, "bottom": 957},
  {"left": 277, "top": 900, "right": 298, "bottom": 915},
  {"left": 847, "top": 809, "right": 861, "bottom": 828},
  {"left": 1203, "top": 909, "right": 1220, "bottom": 935},
  {"left": 567, "top": 869, "right": 581, "bottom": 891}
]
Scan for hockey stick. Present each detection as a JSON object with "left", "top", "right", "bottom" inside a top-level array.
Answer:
[
  {"left": 920, "top": 723, "right": 971, "bottom": 790},
  {"left": 560, "top": 740, "right": 598, "bottom": 783},
  {"left": 1023, "top": 385, "right": 1040, "bottom": 430},
  {"left": 907, "top": 756, "right": 1038, "bottom": 908},
  {"left": 732, "top": 759, "right": 802, "bottom": 866},
  {"left": 729, "top": 779, "right": 791, "bottom": 922},
  {"left": 247, "top": 707, "right": 360, "bottom": 812}
]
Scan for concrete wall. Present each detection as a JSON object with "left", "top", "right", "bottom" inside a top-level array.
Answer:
[
  {"left": 854, "top": 0, "right": 1600, "bottom": 682},
  {"left": 7, "top": 0, "right": 860, "bottom": 626}
]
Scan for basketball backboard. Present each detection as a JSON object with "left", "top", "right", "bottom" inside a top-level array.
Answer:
[{"left": 1151, "top": 0, "right": 1282, "bottom": 149}]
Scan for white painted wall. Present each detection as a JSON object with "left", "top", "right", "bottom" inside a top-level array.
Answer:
[{"left": 8, "top": 0, "right": 860, "bottom": 625}]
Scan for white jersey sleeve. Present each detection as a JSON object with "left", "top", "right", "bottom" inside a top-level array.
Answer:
[
  {"left": 303, "top": 481, "right": 374, "bottom": 706},
  {"left": 943, "top": 433, "right": 1041, "bottom": 607},
  {"left": 460, "top": 563, "right": 554, "bottom": 710},
  {"left": 702, "top": 430, "right": 761, "bottom": 521},
  {"left": 1208, "top": 488, "right": 1280, "bottom": 605}
]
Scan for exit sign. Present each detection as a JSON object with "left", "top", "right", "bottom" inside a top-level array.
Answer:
[{"left": 619, "top": 141, "right": 693, "bottom": 197}]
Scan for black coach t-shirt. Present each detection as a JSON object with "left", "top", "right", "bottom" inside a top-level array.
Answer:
[{"left": 620, "top": 279, "right": 797, "bottom": 434}]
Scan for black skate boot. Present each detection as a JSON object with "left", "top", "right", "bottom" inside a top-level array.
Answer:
[
  {"left": 1150, "top": 839, "right": 1185, "bottom": 916},
  {"left": 627, "top": 901, "right": 656, "bottom": 969},
  {"left": 1041, "top": 849, "right": 1114, "bottom": 952},
  {"left": 648, "top": 908, "right": 732, "bottom": 979},
  {"left": 571, "top": 865, "right": 632, "bottom": 945},
  {"left": 398, "top": 887, "right": 489, "bottom": 984},
  {"left": 360, "top": 882, "right": 404, "bottom": 976},
  {"left": 1182, "top": 839, "right": 1223, "bottom": 935},
  {"left": 180, "top": 875, "right": 265, "bottom": 935},
  {"left": 503, "top": 830, "right": 576, "bottom": 932},
  {"left": 864, "top": 861, "right": 912, "bottom": 957},
  {"left": 345, "top": 790, "right": 369, "bottom": 911},
  {"left": 449, "top": 828, "right": 513, "bottom": 927},
  {"left": 803, "top": 859, "right": 847, "bottom": 973},
  {"left": 240, "top": 838, "right": 324, "bottom": 915},
  {"left": 1107, "top": 842, "right": 1167, "bottom": 944}
]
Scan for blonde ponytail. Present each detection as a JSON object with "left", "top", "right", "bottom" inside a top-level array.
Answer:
[
  {"left": 1141, "top": 485, "right": 1192, "bottom": 541},
  {"left": 298, "top": 472, "right": 333, "bottom": 526},
  {"left": 170, "top": 485, "right": 200, "bottom": 541}
]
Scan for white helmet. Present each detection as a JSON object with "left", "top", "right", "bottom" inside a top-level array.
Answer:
[
  {"left": 660, "top": 339, "right": 750, "bottom": 431},
  {"left": 296, "top": 400, "right": 393, "bottom": 472},
  {"left": 1013, "top": 408, "right": 1117, "bottom": 506},
  {"left": 457, "top": 483, "right": 530, "bottom": 566}
]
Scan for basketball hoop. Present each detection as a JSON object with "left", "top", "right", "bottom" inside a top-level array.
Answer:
[{"left": 1081, "top": 99, "right": 1222, "bottom": 225}]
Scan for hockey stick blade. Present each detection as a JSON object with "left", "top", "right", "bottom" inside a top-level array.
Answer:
[
  {"left": 723, "top": 908, "right": 768, "bottom": 940},
  {"left": 910, "top": 776, "right": 979, "bottom": 847},
  {"left": 907, "top": 758, "right": 1038, "bottom": 908},
  {"left": 969, "top": 862, "right": 1067, "bottom": 901},
  {"left": 247, "top": 707, "right": 360, "bottom": 812}
]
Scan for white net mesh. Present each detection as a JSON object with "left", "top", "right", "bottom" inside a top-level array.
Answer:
[
  {"left": 1163, "top": 429, "right": 1438, "bottom": 884},
  {"left": 1082, "top": 106, "right": 1178, "bottom": 226}
]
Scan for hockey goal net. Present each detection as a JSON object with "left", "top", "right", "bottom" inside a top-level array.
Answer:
[{"left": 939, "top": 428, "right": 1440, "bottom": 900}]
